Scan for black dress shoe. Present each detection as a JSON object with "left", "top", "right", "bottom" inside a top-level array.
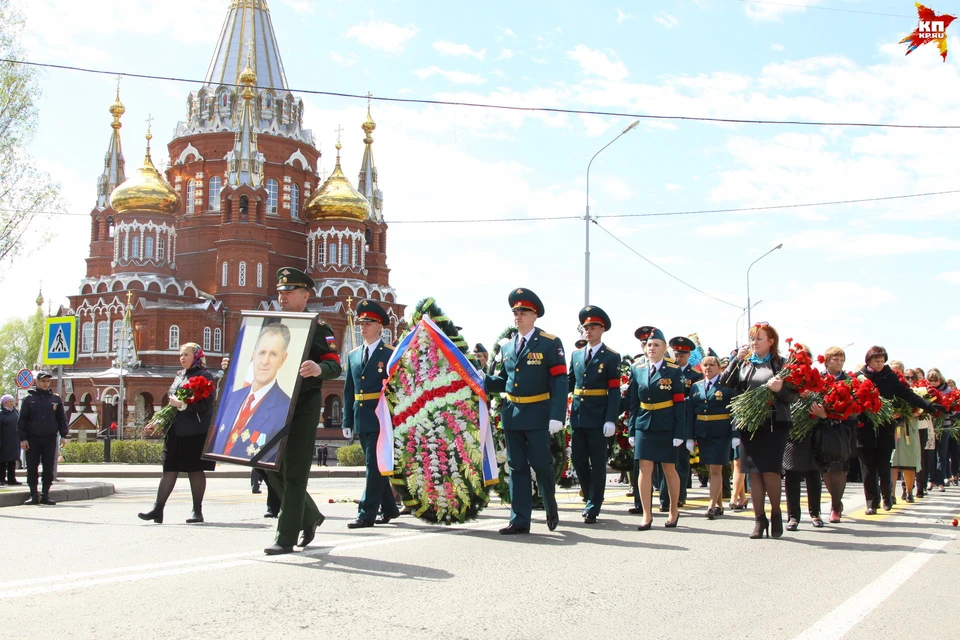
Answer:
[
  {"left": 264, "top": 509, "right": 278, "bottom": 518},
  {"left": 584, "top": 514, "right": 597, "bottom": 524},
  {"left": 186, "top": 510, "right": 204, "bottom": 523},
  {"left": 298, "top": 514, "right": 325, "bottom": 547},
  {"left": 264, "top": 543, "right": 295, "bottom": 555},
  {"left": 347, "top": 518, "right": 374, "bottom": 529},
  {"left": 658, "top": 505, "right": 669, "bottom": 513},
  {"left": 7, "top": 479, "right": 22, "bottom": 485},
  {"left": 374, "top": 515, "right": 395, "bottom": 525},
  {"left": 627, "top": 507, "right": 644, "bottom": 515},
  {"left": 138, "top": 503, "right": 164, "bottom": 523},
  {"left": 252, "top": 487, "right": 262, "bottom": 494},
  {"left": 498, "top": 524, "right": 530, "bottom": 535},
  {"left": 581, "top": 509, "right": 588, "bottom": 518},
  {"left": 882, "top": 500, "right": 892, "bottom": 511},
  {"left": 39, "top": 495, "right": 57, "bottom": 506},
  {"left": 24, "top": 496, "right": 40, "bottom": 506},
  {"left": 637, "top": 521, "right": 652, "bottom": 531},
  {"left": 546, "top": 514, "right": 559, "bottom": 532}
]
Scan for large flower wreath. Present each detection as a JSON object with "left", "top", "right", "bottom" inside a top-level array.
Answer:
[{"left": 607, "top": 357, "right": 634, "bottom": 471}]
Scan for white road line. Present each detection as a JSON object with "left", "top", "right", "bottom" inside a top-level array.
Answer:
[
  {"left": 0, "top": 520, "right": 503, "bottom": 599},
  {"left": 793, "top": 533, "right": 955, "bottom": 640}
]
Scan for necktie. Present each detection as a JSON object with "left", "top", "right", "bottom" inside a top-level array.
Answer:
[
  {"left": 649, "top": 364, "right": 656, "bottom": 377},
  {"left": 361, "top": 346, "right": 369, "bottom": 369},
  {"left": 584, "top": 348, "right": 593, "bottom": 369},
  {"left": 226, "top": 394, "right": 257, "bottom": 452},
  {"left": 517, "top": 337, "right": 526, "bottom": 354},
  {"left": 705, "top": 381, "right": 712, "bottom": 395}
]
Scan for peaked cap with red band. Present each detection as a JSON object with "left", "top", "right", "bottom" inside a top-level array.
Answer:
[
  {"left": 669, "top": 336, "right": 697, "bottom": 353},
  {"left": 578, "top": 305, "right": 611, "bottom": 330},
  {"left": 356, "top": 299, "right": 387, "bottom": 324},
  {"left": 634, "top": 325, "right": 655, "bottom": 341},
  {"left": 508, "top": 287, "right": 544, "bottom": 317}
]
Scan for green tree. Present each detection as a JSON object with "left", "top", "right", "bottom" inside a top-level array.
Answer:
[
  {"left": 0, "top": 307, "right": 43, "bottom": 394},
  {"left": 0, "top": 0, "right": 63, "bottom": 271}
]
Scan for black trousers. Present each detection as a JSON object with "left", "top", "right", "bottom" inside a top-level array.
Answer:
[
  {"left": 25, "top": 435, "right": 57, "bottom": 494},
  {"left": 858, "top": 445, "right": 893, "bottom": 509},
  {"left": 785, "top": 469, "right": 822, "bottom": 520},
  {"left": 570, "top": 428, "right": 607, "bottom": 517},
  {"left": 917, "top": 429, "right": 930, "bottom": 493},
  {"left": 3, "top": 460, "right": 16, "bottom": 482},
  {"left": 254, "top": 469, "right": 281, "bottom": 513},
  {"left": 935, "top": 436, "right": 950, "bottom": 486}
]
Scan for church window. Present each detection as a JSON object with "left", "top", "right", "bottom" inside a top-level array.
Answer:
[
  {"left": 97, "top": 321, "right": 109, "bottom": 352},
  {"left": 266, "top": 179, "right": 278, "bottom": 214},
  {"left": 328, "top": 243, "right": 336, "bottom": 265},
  {"left": 331, "top": 398, "right": 341, "bottom": 421},
  {"left": 131, "top": 235, "right": 140, "bottom": 259},
  {"left": 220, "top": 92, "right": 228, "bottom": 108},
  {"left": 157, "top": 237, "right": 165, "bottom": 261},
  {"left": 82, "top": 322, "right": 94, "bottom": 353},
  {"left": 383, "top": 328, "right": 393, "bottom": 344},
  {"left": 169, "top": 325, "right": 180, "bottom": 350},
  {"left": 257, "top": 263, "right": 263, "bottom": 288},
  {"left": 203, "top": 327, "right": 212, "bottom": 351},
  {"left": 208, "top": 176, "right": 222, "bottom": 211},
  {"left": 213, "top": 328, "right": 222, "bottom": 352},
  {"left": 107, "top": 217, "right": 114, "bottom": 238},
  {"left": 144, "top": 236, "right": 154, "bottom": 259},
  {"left": 222, "top": 261, "right": 228, "bottom": 287},
  {"left": 318, "top": 243, "right": 325, "bottom": 265},
  {"left": 290, "top": 183, "right": 300, "bottom": 219},
  {"left": 186, "top": 180, "right": 195, "bottom": 214},
  {"left": 112, "top": 320, "right": 123, "bottom": 350},
  {"left": 342, "top": 244, "right": 350, "bottom": 266},
  {"left": 239, "top": 261, "right": 247, "bottom": 287}
]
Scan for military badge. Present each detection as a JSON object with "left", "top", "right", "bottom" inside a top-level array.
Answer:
[
  {"left": 281, "top": 269, "right": 290, "bottom": 276},
  {"left": 246, "top": 444, "right": 259, "bottom": 457},
  {"left": 241, "top": 429, "right": 251, "bottom": 443},
  {"left": 659, "top": 379, "right": 673, "bottom": 390},
  {"left": 714, "top": 391, "right": 723, "bottom": 400},
  {"left": 598, "top": 363, "right": 604, "bottom": 372}
]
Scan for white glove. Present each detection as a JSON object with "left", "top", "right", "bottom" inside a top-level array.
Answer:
[
  {"left": 548, "top": 420, "right": 563, "bottom": 435},
  {"left": 342, "top": 428, "right": 353, "bottom": 439},
  {"left": 672, "top": 438, "right": 683, "bottom": 447},
  {"left": 731, "top": 437, "right": 741, "bottom": 448},
  {"left": 628, "top": 436, "right": 635, "bottom": 447},
  {"left": 602, "top": 422, "right": 615, "bottom": 437},
  {"left": 685, "top": 439, "right": 695, "bottom": 453}
]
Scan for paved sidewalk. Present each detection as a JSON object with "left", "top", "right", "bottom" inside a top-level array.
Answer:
[
  {"left": 0, "top": 481, "right": 115, "bottom": 508},
  {"left": 10, "top": 464, "right": 366, "bottom": 479}
]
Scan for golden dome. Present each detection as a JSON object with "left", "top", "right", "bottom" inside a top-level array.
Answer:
[
  {"left": 362, "top": 105, "right": 376, "bottom": 138},
  {"left": 304, "top": 143, "right": 370, "bottom": 222},
  {"left": 109, "top": 91, "right": 125, "bottom": 123},
  {"left": 110, "top": 131, "right": 180, "bottom": 216}
]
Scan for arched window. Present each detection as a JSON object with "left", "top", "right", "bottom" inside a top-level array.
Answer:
[
  {"left": 221, "top": 261, "right": 228, "bottom": 287},
  {"left": 318, "top": 243, "right": 325, "bottom": 265},
  {"left": 257, "top": 263, "right": 263, "bottom": 288},
  {"left": 169, "top": 325, "right": 180, "bottom": 350},
  {"left": 186, "top": 180, "right": 195, "bottom": 214},
  {"left": 144, "top": 236, "right": 154, "bottom": 259},
  {"left": 208, "top": 176, "right": 222, "bottom": 211},
  {"left": 328, "top": 243, "right": 336, "bottom": 265},
  {"left": 290, "top": 183, "right": 300, "bottom": 219},
  {"left": 157, "top": 236, "right": 165, "bottom": 261},
  {"left": 266, "top": 179, "right": 278, "bottom": 214},
  {"left": 82, "top": 322, "right": 94, "bottom": 353},
  {"left": 203, "top": 327, "right": 212, "bottom": 351},
  {"left": 96, "top": 321, "right": 109, "bottom": 352},
  {"left": 239, "top": 195, "right": 249, "bottom": 215},
  {"left": 213, "top": 328, "right": 222, "bottom": 352},
  {"left": 220, "top": 92, "right": 228, "bottom": 107},
  {"left": 383, "top": 328, "right": 393, "bottom": 345},
  {"left": 112, "top": 319, "right": 123, "bottom": 349},
  {"left": 131, "top": 235, "right": 140, "bottom": 259},
  {"left": 238, "top": 261, "right": 247, "bottom": 287},
  {"left": 331, "top": 398, "right": 341, "bottom": 421},
  {"left": 342, "top": 243, "right": 350, "bottom": 266}
]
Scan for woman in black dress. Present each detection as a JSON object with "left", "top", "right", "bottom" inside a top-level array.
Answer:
[
  {"left": 783, "top": 343, "right": 823, "bottom": 531},
  {"left": 138, "top": 343, "right": 216, "bottom": 524},
  {"left": 720, "top": 323, "right": 797, "bottom": 539},
  {"left": 817, "top": 346, "right": 858, "bottom": 524}
]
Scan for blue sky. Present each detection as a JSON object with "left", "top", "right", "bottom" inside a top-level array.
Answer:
[{"left": 7, "top": 0, "right": 960, "bottom": 376}]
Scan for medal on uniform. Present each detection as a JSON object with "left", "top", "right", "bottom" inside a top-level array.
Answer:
[
  {"left": 378, "top": 361, "right": 384, "bottom": 373},
  {"left": 598, "top": 363, "right": 604, "bottom": 372},
  {"left": 714, "top": 391, "right": 723, "bottom": 400}
]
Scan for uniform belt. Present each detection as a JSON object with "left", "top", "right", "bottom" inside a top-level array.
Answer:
[
  {"left": 697, "top": 413, "right": 730, "bottom": 421},
  {"left": 354, "top": 393, "right": 381, "bottom": 401},
  {"left": 573, "top": 388, "right": 608, "bottom": 397},
  {"left": 506, "top": 392, "right": 551, "bottom": 404},
  {"left": 640, "top": 400, "right": 674, "bottom": 411}
]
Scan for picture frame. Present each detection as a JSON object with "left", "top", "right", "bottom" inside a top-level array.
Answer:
[{"left": 202, "top": 310, "right": 318, "bottom": 470}]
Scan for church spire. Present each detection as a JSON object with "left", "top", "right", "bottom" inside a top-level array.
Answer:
[
  {"left": 225, "top": 46, "right": 264, "bottom": 188},
  {"left": 96, "top": 82, "right": 126, "bottom": 209},
  {"left": 357, "top": 93, "right": 383, "bottom": 222},
  {"left": 205, "top": 0, "right": 288, "bottom": 92}
]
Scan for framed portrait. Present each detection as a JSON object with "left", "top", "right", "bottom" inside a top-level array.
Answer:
[{"left": 202, "top": 310, "right": 318, "bottom": 470}]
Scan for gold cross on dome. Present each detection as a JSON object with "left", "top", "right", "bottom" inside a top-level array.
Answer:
[
  {"left": 145, "top": 113, "right": 154, "bottom": 136},
  {"left": 365, "top": 91, "right": 373, "bottom": 109},
  {"left": 346, "top": 295, "right": 353, "bottom": 311},
  {"left": 334, "top": 124, "right": 343, "bottom": 144}
]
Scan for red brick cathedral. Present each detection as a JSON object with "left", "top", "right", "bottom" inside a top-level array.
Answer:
[{"left": 64, "top": 0, "right": 406, "bottom": 437}]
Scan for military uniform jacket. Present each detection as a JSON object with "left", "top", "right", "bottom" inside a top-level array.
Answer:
[
  {"left": 485, "top": 327, "right": 567, "bottom": 431},
  {"left": 687, "top": 378, "right": 738, "bottom": 439},
  {"left": 679, "top": 365, "right": 704, "bottom": 398},
  {"left": 568, "top": 343, "right": 621, "bottom": 428},
  {"left": 343, "top": 340, "right": 395, "bottom": 435},
  {"left": 298, "top": 322, "right": 343, "bottom": 405},
  {"left": 17, "top": 388, "right": 68, "bottom": 440},
  {"left": 626, "top": 361, "right": 686, "bottom": 439}
]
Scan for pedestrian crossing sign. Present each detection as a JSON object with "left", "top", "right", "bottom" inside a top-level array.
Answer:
[{"left": 42, "top": 316, "right": 77, "bottom": 365}]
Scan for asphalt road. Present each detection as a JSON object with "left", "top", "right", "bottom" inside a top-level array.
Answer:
[{"left": 1, "top": 475, "right": 959, "bottom": 639}]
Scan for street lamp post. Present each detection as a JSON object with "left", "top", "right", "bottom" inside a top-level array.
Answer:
[
  {"left": 735, "top": 299, "right": 763, "bottom": 348},
  {"left": 585, "top": 120, "right": 639, "bottom": 305},
  {"left": 746, "top": 243, "right": 783, "bottom": 328}
]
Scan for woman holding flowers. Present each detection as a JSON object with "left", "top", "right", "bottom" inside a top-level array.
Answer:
[
  {"left": 890, "top": 366, "right": 922, "bottom": 504},
  {"left": 138, "top": 343, "right": 216, "bottom": 524},
  {"left": 720, "top": 323, "right": 797, "bottom": 539},
  {"left": 926, "top": 368, "right": 956, "bottom": 490},
  {"left": 783, "top": 343, "right": 824, "bottom": 531},
  {"left": 816, "top": 346, "right": 858, "bottom": 523}
]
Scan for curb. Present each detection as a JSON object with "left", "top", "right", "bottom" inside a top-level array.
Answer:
[
  {"left": 0, "top": 482, "right": 116, "bottom": 508},
  {"left": 12, "top": 468, "right": 367, "bottom": 480}
]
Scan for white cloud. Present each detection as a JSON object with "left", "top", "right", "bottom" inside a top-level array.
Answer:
[
  {"left": 771, "top": 43, "right": 785, "bottom": 51},
  {"left": 938, "top": 272, "right": 960, "bottom": 284},
  {"left": 616, "top": 8, "right": 633, "bottom": 23},
  {"left": 413, "top": 67, "right": 486, "bottom": 85},
  {"left": 745, "top": 0, "right": 824, "bottom": 21},
  {"left": 597, "top": 176, "right": 634, "bottom": 202},
  {"left": 567, "top": 45, "right": 630, "bottom": 81},
  {"left": 945, "top": 317, "right": 960, "bottom": 331},
  {"left": 653, "top": 11, "right": 680, "bottom": 29},
  {"left": 329, "top": 51, "right": 358, "bottom": 67},
  {"left": 282, "top": 0, "right": 314, "bottom": 15},
  {"left": 580, "top": 114, "right": 612, "bottom": 138},
  {"left": 665, "top": 183, "right": 681, "bottom": 191},
  {"left": 433, "top": 41, "right": 486, "bottom": 60},
  {"left": 343, "top": 20, "right": 418, "bottom": 53},
  {"left": 498, "top": 48, "right": 514, "bottom": 60},
  {"left": 693, "top": 222, "right": 754, "bottom": 238},
  {"left": 502, "top": 27, "right": 517, "bottom": 38}
]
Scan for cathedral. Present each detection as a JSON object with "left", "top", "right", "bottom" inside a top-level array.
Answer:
[{"left": 63, "top": 0, "right": 406, "bottom": 438}]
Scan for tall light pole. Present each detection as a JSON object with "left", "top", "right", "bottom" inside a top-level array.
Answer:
[
  {"left": 746, "top": 243, "right": 782, "bottom": 328},
  {"left": 735, "top": 299, "right": 762, "bottom": 348},
  {"left": 585, "top": 120, "right": 639, "bottom": 305}
]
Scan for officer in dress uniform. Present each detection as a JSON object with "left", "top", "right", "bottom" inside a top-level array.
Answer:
[
  {"left": 247, "top": 268, "right": 342, "bottom": 555},
  {"left": 485, "top": 288, "right": 567, "bottom": 534},
  {"left": 627, "top": 327, "right": 688, "bottom": 529},
  {"left": 625, "top": 326, "right": 654, "bottom": 515},
  {"left": 658, "top": 336, "right": 703, "bottom": 510},
  {"left": 343, "top": 300, "right": 399, "bottom": 529},
  {"left": 568, "top": 306, "right": 621, "bottom": 524},
  {"left": 473, "top": 343, "right": 489, "bottom": 373}
]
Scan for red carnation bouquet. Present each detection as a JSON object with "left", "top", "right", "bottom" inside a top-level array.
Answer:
[{"left": 147, "top": 375, "right": 215, "bottom": 436}]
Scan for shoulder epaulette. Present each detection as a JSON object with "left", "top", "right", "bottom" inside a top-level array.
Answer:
[
  {"left": 665, "top": 363, "right": 680, "bottom": 369},
  {"left": 384, "top": 344, "right": 395, "bottom": 351},
  {"left": 350, "top": 346, "right": 362, "bottom": 354},
  {"left": 605, "top": 347, "right": 619, "bottom": 356},
  {"left": 539, "top": 331, "right": 557, "bottom": 340}
]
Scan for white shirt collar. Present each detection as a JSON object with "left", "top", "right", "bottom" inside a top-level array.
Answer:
[
  {"left": 234, "top": 379, "right": 277, "bottom": 428},
  {"left": 705, "top": 375, "right": 719, "bottom": 387},
  {"left": 586, "top": 342, "right": 602, "bottom": 358},
  {"left": 364, "top": 338, "right": 382, "bottom": 356},
  {"left": 517, "top": 328, "right": 535, "bottom": 345},
  {"left": 649, "top": 359, "right": 663, "bottom": 372}
]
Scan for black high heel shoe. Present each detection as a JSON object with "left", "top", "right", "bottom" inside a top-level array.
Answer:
[
  {"left": 771, "top": 511, "right": 783, "bottom": 538},
  {"left": 138, "top": 503, "right": 164, "bottom": 523},
  {"left": 750, "top": 515, "right": 769, "bottom": 539}
]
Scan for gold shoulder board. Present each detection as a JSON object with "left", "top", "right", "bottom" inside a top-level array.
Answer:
[
  {"left": 539, "top": 331, "right": 557, "bottom": 340},
  {"left": 384, "top": 344, "right": 396, "bottom": 351}
]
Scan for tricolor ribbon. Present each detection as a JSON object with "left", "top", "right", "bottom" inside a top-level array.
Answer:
[{"left": 376, "top": 316, "right": 498, "bottom": 486}]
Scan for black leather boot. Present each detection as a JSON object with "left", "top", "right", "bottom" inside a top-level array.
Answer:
[
  {"left": 39, "top": 491, "right": 56, "bottom": 505},
  {"left": 749, "top": 515, "right": 769, "bottom": 539},
  {"left": 186, "top": 507, "right": 204, "bottom": 523},
  {"left": 138, "top": 503, "right": 164, "bottom": 523}
]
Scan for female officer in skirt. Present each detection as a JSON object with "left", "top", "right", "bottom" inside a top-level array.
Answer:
[
  {"left": 688, "top": 353, "right": 738, "bottom": 519},
  {"left": 627, "top": 327, "right": 688, "bottom": 529}
]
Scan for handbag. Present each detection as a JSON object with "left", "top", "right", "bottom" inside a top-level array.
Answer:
[{"left": 813, "top": 420, "right": 852, "bottom": 465}]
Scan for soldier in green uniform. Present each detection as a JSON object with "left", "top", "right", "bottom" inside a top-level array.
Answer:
[
  {"left": 626, "top": 326, "right": 654, "bottom": 515},
  {"left": 485, "top": 288, "right": 567, "bottom": 534},
  {"left": 627, "top": 327, "right": 688, "bottom": 529},
  {"left": 569, "top": 306, "right": 621, "bottom": 524},
  {"left": 658, "top": 336, "right": 701, "bottom": 510},
  {"left": 226, "top": 268, "right": 342, "bottom": 555},
  {"left": 343, "top": 300, "right": 399, "bottom": 529}
]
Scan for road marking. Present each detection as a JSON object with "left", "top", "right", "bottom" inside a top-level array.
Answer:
[{"left": 793, "top": 533, "right": 954, "bottom": 640}]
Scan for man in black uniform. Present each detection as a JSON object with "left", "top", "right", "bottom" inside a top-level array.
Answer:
[{"left": 18, "top": 371, "right": 67, "bottom": 505}]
